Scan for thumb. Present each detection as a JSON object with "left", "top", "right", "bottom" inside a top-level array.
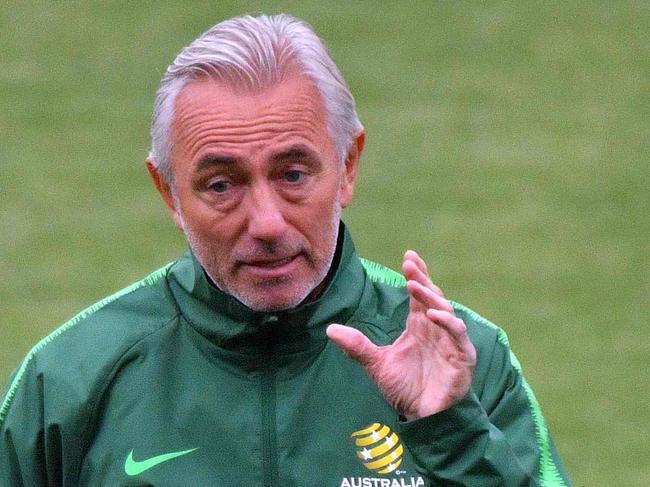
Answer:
[{"left": 327, "top": 324, "right": 378, "bottom": 367}]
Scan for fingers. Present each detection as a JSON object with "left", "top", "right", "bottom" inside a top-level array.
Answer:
[
  {"left": 326, "top": 324, "right": 378, "bottom": 367},
  {"left": 407, "top": 279, "right": 454, "bottom": 313},
  {"left": 404, "top": 249, "right": 429, "bottom": 275},
  {"left": 425, "top": 309, "right": 473, "bottom": 350},
  {"left": 402, "top": 250, "right": 444, "bottom": 297},
  {"left": 400, "top": 250, "right": 468, "bottom": 354}
]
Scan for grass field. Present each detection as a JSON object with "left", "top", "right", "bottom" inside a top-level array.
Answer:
[{"left": 1, "top": 2, "right": 648, "bottom": 484}]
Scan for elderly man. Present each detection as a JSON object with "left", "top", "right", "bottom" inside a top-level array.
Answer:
[{"left": 1, "top": 14, "right": 570, "bottom": 486}]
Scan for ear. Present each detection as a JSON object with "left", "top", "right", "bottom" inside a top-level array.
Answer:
[
  {"left": 339, "top": 128, "right": 365, "bottom": 208},
  {"left": 146, "top": 157, "right": 184, "bottom": 230}
]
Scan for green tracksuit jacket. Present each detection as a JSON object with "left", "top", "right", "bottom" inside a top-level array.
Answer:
[{"left": 1, "top": 227, "right": 571, "bottom": 486}]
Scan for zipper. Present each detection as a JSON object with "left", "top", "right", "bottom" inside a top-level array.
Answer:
[
  {"left": 260, "top": 364, "right": 278, "bottom": 486},
  {"left": 260, "top": 315, "right": 279, "bottom": 486}
]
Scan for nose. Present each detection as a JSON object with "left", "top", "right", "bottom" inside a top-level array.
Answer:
[{"left": 246, "top": 184, "right": 288, "bottom": 241}]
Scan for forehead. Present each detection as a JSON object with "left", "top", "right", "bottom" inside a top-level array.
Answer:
[{"left": 170, "top": 75, "right": 335, "bottom": 167}]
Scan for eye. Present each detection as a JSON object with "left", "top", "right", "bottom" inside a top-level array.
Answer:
[
  {"left": 283, "top": 170, "right": 305, "bottom": 183},
  {"left": 208, "top": 179, "right": 231, "bottom": 193}
]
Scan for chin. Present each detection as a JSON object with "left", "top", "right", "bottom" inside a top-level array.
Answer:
[{"left": 234, "top": 281, "right": 317, "bottom": 312}]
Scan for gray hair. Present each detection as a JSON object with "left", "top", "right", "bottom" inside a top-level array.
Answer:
[{"left": 150, "top": 14, "right": 362, "bottom": 182}]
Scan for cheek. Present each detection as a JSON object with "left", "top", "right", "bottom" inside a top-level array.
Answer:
[
  {"left": 176, "top": 206, "right": 218, "bottom": 244},
  {"left": 302, "top": 198, "right": 341, "bottom": 239},
  {"left": 297, "top": 196, "right": 339, "bottom": 227}
]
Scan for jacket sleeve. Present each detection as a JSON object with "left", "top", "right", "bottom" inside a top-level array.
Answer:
[
  {"left": 0, "top": 361, "right": 51, "bottom": 487},
  {"left": 1, "top": 342, "right": 109, "bottom": 487},
  {"left": 396, "top": 321, "right": 572, "bottom": 486}
]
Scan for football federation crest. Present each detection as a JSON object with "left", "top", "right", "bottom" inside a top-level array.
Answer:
[{"left": 351, "top": 423, "right": 404, "bottom": 474}]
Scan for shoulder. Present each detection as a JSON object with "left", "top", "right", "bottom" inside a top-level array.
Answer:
[
  {"left": 1, "top": 262, "right": 180, "bottom": 424},
  {"left": 33, "top": 262, "right": 179, "bottom": 366},
  {"left": 451, "top": 300, "right": 509, "bottom": 353},
  {"left": 352, "top": 256, "right": 531, "bottom": 409},
  {"left": 451, "top": 301, "right": 526, "bottom": 406},
  {"left": 452, "top": 300, "right": 519, "bottom": 374},
  {"left": 353, "top": 257, "right": 410, "bottom": 343},
  {"left": 355, "top": 256, "right": 514, "bottom": 361}
]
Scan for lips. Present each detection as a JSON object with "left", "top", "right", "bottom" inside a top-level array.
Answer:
[
  {"left": 239, "top": 253, "right": 302, "bottom": 277},
  {"left": 245, "top": 255, "right": 296, "bottom": 268}
]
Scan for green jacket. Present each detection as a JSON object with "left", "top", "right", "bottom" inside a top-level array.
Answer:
[{"left": 1, "top": 228, "right": 570, "bottom": 486}]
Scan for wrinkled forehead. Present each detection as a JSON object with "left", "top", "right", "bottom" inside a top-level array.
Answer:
[{"left": 168, "top": 74, "right": 337, "bottom": 170}]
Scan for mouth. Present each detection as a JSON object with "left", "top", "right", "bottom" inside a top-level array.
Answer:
[
  {"left": 239, "top": 253, "right": 302, "bottom": 278},
  {"left": 246, "top": 255, "right": 296, "bottom": 268}
]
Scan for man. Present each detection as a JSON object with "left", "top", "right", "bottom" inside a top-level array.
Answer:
[{"left": 1, "top": 14, "right": 571, "bottom": 486}]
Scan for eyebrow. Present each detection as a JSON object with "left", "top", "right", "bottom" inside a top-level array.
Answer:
[
  {"left": 195, "top": 144, "right": 321, "bottom": 172},
  {"left": 271, "top": 145, "right": 320, "bottom": 164},
  {"left": 195, "top": 154, "right": 239, "bottom": 172}
]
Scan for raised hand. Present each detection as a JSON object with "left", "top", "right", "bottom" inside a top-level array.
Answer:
[{"left": 327, "top": 250, "right": 477, "bottom": 420}]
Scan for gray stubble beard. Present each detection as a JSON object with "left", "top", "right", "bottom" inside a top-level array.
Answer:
[{"left": 176, "top": 197, "right": 342, "bottom": 313}]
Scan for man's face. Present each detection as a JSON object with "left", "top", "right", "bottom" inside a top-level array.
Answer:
[{"left": 153, "top": 75, "right": 362, "bottom": 311}]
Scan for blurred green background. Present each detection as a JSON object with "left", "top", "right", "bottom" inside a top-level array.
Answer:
[{"left": 1, "top": 1, "right": 648, "bottom": 484}]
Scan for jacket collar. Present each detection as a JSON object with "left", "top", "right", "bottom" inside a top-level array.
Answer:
[{"left": 167, "top": 223, "right": 366, "bottom": 357}]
